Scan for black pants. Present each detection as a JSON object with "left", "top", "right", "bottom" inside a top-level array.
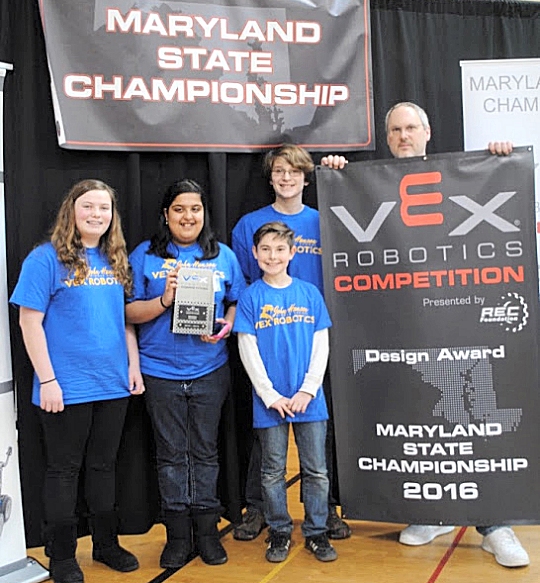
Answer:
[{"left": 38, "top": 397, "right": 129, "bottom": 523}]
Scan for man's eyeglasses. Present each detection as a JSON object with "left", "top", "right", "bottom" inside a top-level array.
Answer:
[
  {"left": 272, "top": 168, "right": 303, "bottom": 177},
  {"left": 388, "top": 124, "right": 423, "bottom": 136}
]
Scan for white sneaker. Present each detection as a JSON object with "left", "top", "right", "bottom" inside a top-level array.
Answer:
[
  {"left": 399, "top": 525, "right": 455, "bottom": 546},
  {"left": 481, "top": 527, "right": 529, "bottom": 567}
]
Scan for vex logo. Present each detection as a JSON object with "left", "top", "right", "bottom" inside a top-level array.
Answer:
[
  {"left": 331, "top": 171, "right": 520, "bottom": 243},
  {"left": 479, "top": 292, "right": 529, "bottom": 333},
  {"left": 181, "top": 274, "right": 208, "bottom": 283}
]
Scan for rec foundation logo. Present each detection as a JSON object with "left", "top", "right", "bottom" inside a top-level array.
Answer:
[{"left": 479, "top": 292, "right": 529, "bottom": 332}]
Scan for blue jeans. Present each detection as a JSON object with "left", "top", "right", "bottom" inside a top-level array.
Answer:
[
  {"left": 144, "top": 363, "right": 230, "bottom": 513},
  {"left": 244, "top": 374, "right": 340, "bottom": 511},
  {"left": 258, "top": 420, "right": 328, "bottom": 538},
  {"left": 244, "top": 433, "right": 264, "bottom": 512}
]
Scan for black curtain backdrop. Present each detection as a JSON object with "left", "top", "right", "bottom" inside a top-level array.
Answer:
[{"left": 1, "top": 0, "right": 539, "bottom": 546}]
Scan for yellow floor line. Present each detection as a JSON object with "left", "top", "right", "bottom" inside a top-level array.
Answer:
[{"left": 257, "top": 542, "right": 304, "bottom": 583}]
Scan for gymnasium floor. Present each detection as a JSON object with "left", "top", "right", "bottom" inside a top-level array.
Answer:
[{"left": 27, "top": 440, "right": 539, "bottom": 583}]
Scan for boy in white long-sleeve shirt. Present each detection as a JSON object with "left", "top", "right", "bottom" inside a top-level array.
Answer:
[{"left": 234, "top": 221, "right": 337, "bottom": 564}]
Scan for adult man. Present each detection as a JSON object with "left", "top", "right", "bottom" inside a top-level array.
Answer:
[
  {"left": 232, "top": 144, "right": 351, "bottom": 543},
  {"left": 324, "top": 101, "right": 528, "bottom": 569}
]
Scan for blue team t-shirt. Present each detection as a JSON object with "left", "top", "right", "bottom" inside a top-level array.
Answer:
[
  {"left": 10, "top": 243, "right": 131, "bottom": 406},
  {"left": 128, "top": 240, "right": 246, "bottom": 380},
  {"left": 234, "top": 277, "right": 331, "bottom": 428},
  {"left": 231, "top": 205, "right": 323, "bottom": 292}
]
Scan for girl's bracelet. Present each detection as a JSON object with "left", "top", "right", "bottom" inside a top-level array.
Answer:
[
  {"left": 159, "top": 295, "right": 171, "bottom": 309},
  {"left": 40, "top": 377, "right": 57, "bottom": 385}
]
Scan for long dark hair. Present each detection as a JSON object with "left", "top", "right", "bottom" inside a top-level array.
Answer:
[{"left": 148, "top": 179, "right": 219, "bottom": 260}]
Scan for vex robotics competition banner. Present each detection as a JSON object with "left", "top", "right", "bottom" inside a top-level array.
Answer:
[
  {"left": 37, "top": 0, "right": 374, "bottom": 152},
  {"left": 317, "top": 149, "right": 540, "bottom": 525}
]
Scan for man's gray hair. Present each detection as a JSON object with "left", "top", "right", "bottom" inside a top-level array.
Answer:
[{"left": 385, "top": 102, "right": 430, "bottom": 132}]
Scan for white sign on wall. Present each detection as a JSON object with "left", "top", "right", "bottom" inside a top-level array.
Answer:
[{"left": 461, "top": 58, "right": 540, "bottom": 280}]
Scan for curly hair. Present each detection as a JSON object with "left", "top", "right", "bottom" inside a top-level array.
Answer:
[
  {"left": 50, "top": 179, "right": 132, "bottom": 294},
  {"left": 148, "top": 178, "right": 219, "bottom": 261}
]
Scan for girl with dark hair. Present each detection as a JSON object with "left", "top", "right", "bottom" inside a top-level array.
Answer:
[
  {"left": 10, "top": 179, "right": 143, "bottom": 583},
  {"left": 146, "top": 179, "right": 219, "bottom": 261},
  {"left": 126, "top": 179, "right": 245, "bottom": 568}
]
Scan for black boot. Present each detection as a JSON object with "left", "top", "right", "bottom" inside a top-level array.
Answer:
[
  {"left": 192, "top": 509, "right": 227, "bottom": 565},
  {"left": 327, "top": 505, "right": 352, "bottom": 540},
  {"left": 44, "top": 522, "right": 84, "bottom": 583},
  {"left": 90, "top": 511, "right": 139, "bottom": 572},
  {"left": 160, "top": 510, "right": 193, "bottom": 569}
]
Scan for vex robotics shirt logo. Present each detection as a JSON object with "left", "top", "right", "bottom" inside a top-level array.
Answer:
[
  {"left": 294, "top": 235, "right": 322, "bottom": 255},
  {"left": 254, "top": 303, "right": 315, "bottom": 329},
  {"left": 64, "top": 266, "right": 118, "bottom": 287},
  {"left": 479, "top": 292, "right": 529, "bottom": 332}
]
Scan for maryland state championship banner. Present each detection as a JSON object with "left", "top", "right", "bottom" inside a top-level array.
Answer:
[
  {"left": 317, "top": 149, "right": 540, "bottom": 525},
  {"left": 461, "top": 59, "right": 540, "bottom": 279},
  {"left": 37, "top": 0, "right": 374, "bottom": 152}
]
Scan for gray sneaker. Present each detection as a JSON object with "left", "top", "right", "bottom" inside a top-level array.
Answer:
[
  {"left": 305, "top": 534, "right": 338, "bottom": 562},
  {"left": 233, "top": 508, "right": 266, "bottom": 541},
  {"left": 399, "top": 525, "right": 455, "bottom": 546},
  {"left": 265, "top": 531, "right": 291, "bottom": 563},
  {"left": 481, "top": 527, "right": 530, "bottom": 567}
]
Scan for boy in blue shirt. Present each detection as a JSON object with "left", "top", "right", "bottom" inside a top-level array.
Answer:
[
  {"left": 234, "top": 221, "right": 337, "bottom": 563},
  {"left": 232, "top": 144, "right": 350, "bottom": 543}
]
